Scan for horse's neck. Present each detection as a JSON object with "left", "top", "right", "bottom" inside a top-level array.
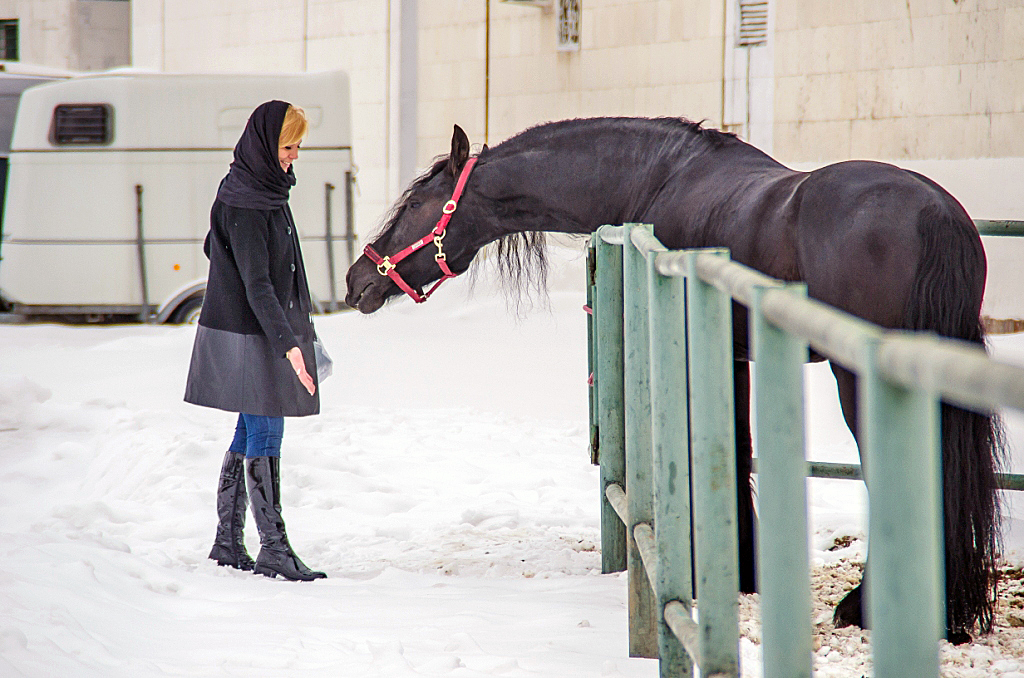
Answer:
[{"left": 482, "top": 133, "right": 672, "bottom": 237}]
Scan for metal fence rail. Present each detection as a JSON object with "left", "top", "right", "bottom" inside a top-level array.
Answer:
[{"left": 588, "top": 223, "right": 1024, "bottom": 678}]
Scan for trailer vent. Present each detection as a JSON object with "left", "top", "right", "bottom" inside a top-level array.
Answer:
[
  {"left": 737, "top": 0, "right": 768, "bottom": 47},
  {"left": 51, "top": 104, "right": 113, "bottom": 145}
]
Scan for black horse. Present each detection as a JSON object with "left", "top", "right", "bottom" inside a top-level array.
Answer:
[{"left": 345, "top": 118, "right": 1002, "bottom": 642}]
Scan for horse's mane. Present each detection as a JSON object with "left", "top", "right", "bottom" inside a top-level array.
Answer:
[
  {"left": 492, "top": 116, "right": 738, "bottom": 158},
  {"left": 473, "top": 230, "right": 551, "bottom": 315},
  {"left": 372, "top": 156, "right": 450, "bottom": 242},
  {"left": 374, "top": 117, "right": 735, "bottom": 312},
  {"left": 470, "top": 117, "right": 735, "bottom": 311}
]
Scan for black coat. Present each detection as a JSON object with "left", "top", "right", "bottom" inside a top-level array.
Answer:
[{"left": 184, "top": 101, "right": 319, "bottom": 417}]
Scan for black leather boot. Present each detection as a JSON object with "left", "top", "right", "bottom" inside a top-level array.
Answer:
[
  {"left": 246, "top": 456, "right": 326, "bottom": 581},
  {"left": 208, "top": 450, "right": 255, "bottom": 571}
]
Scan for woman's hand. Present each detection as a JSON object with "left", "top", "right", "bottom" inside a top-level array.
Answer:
[{"left": 286, "top": 347, "right": 316, "bottom": 396}]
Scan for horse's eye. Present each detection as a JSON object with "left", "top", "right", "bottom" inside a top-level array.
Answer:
[{"left": 408, "top": 200, "right": 421, "bottom": 209}]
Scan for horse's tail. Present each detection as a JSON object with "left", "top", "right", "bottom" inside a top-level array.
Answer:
[{"left": 903, "top": 201, "right": 1004, "bottom": 635}]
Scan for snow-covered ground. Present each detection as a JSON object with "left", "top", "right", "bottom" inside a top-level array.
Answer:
[{"left": 2, "top": 247, "right": 1024, "bottom": 677}]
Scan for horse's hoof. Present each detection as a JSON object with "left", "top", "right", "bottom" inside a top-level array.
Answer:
[
  {"left": 833, "top": 585, "right": 865, "bottom": 628},
  {"left": 946, "top": 629, "right": 972, "bottom": 645}
]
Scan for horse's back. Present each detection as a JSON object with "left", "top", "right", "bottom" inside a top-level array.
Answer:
[{"left": 794, "top": 160, "right": 985, "bottom": 332}]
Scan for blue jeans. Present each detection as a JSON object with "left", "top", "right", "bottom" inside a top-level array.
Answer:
[{"left": 228, "top": 414, "right": 284, "bottom": 459}]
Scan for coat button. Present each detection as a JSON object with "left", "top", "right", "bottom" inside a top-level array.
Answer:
[
  {"left": 291, "top": 264, "right": 296, "bottom": 272},
  {"left": 289, "top": 301, "right": 294, "bottom": 309},
  {"left": 287, "top": 227, "right": 292, "bottom": 234}
]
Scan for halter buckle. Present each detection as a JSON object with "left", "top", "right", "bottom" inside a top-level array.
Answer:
[
  {"left": 442, "top": 200, "right": 458, "bottom": 214},
  {"left": 376, "top": 257, "right": 396, "bottom": 276}
]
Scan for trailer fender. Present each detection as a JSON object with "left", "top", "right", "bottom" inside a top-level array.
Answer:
[{"left": 157, "top": 280, "right": 206, "bottom": 324}]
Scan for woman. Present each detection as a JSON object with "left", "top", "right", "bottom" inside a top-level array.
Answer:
[{"left": 185, "top": 100, "right": 325, "bottom": 582}]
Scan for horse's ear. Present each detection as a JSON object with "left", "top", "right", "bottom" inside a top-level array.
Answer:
[
  {"left": 482, "top": 143, "right": 489, "bottom": 153},
  {"left": 448, "top": 124, "right": 471, "bottom": 177}
]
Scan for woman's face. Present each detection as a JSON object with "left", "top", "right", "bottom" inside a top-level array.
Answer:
[{"left": 278, "top": 143, "right": 299, "bottom": 173}]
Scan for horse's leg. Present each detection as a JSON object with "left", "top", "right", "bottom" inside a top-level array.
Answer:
[
  {"left": 734, "top": 359, "right": 757, "bottom": 594},
  {"left": 829, "top": 361, "right": 868, "bottom": 629}
]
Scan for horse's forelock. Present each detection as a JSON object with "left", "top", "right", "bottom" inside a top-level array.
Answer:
[{"left": 372, "top": 156, "right": 451, "bottom": 240}]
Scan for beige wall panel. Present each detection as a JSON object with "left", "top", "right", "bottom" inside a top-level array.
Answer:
[
  {"left": 634, "top": 85, "right": 673, "bottom": 117},
  {"left": 989, "top": 113, "right": 1024, "bottom": 157},
  {"left": 684, "top": 39, "right": 722, "bottom": 83},
  {"left": 670, "top": 81, "right": 720, "bottom": 122},
  {"left": 862, "top": 3, "right": 905, "bottom": 25},
  {"left": 774, "top": 29, "right": 807, "bottom": 78},
  {"left": 677, "top": 0, "right": 713, "bottom": 42},
  {"left": 910, "top": 15, "right": 949, "bottom": 68},
  {"left": 773, "top": 0, "right": 798, "bottom": 32},
  {"left": 849, "top": 116, "right": 923, "bottom": 159},
  {"left": 788, "top": 120, "right": 851, "bottom": 161},
  {"left": 579, "top": 87, "right": 637, "bottom": 118},
  {"left": 773, "top": 74, "right": 804, "bottom": 123},
  {"left": 1003, "top": 8, "right": 1024, "bottom": 60},
  {"left": 773, "top": 122, "right": 801, "bottom": 159},
  {"left": 980, "top": 61, "right": 1019, "bottom": 115},
  {"left": 646, "top": 42, "right": 681, "bottom": 87}
]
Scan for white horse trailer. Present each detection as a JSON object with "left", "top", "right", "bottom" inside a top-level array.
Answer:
[{"left": 0, "top": 71, "right": 355, "bottom": 322}]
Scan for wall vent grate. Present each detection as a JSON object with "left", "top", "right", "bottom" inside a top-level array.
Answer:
[
  {"left": 737, "top": 0, "right": 768, "bottom": 47},
  {"left": 557, "top": 0, "right": 581, "bottom": 52}
]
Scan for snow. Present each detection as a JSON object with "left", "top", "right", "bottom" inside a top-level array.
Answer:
[{"left": 2, "top": 246, "right": 1024, "bottom": 677}]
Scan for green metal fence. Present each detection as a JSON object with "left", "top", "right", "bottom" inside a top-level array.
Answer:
[{"left": 588, "top": 223, "right": 1024, "bottom": 678}]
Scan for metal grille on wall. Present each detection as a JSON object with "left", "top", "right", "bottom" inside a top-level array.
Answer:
[
  {"left": 737, "top": 0, "right": 768, "bottom": 47},
  {"left": 558, "top": 0, "right": 580, "bottom": 52}
]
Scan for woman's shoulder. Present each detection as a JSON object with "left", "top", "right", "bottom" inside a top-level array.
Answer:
[{"left": 213, "top": 200, "right": 278, "bottom": 227}]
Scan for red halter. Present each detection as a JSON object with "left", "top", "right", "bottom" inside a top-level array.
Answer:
[{"left": 363, "top": 157, "right": 478, "bottom": 304}]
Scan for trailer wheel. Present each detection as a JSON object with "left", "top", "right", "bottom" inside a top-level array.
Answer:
[{"left": 171, "top": 296, "right": 204, "bottom": 324}]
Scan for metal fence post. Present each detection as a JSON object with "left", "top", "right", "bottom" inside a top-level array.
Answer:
[
  {"left": 751, "top": 283, "right": 813, "bottom": 678},
  {"left": 587, "top": 236, "right": 600, "bottom": 465},
  {"left": 623, "top": 223, "right": 658, "bottom": 658},
  {"left": 596, "top": 226, "right": 626, "bottom": 574},
  {"left": 861, "top": 338, "right": 943, "bottom": 678},
  {"left": 648, "top": 246, "right": 694, "bottom": 677},
  {"left": 684, "top": 248, "right": 739, "bottom": 678}
]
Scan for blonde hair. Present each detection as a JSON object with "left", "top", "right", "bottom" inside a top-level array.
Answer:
[{"left": 279, "top": 105, "right": 308, "bottom": 147}]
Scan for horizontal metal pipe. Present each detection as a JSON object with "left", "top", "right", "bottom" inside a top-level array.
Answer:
[
  {"left": 605, "top": 482, "right": 628, "bottom": 525},
  {"left": 975, "top": 220, "right": 1024, "bottom": 237},
  {"left": 656, "top": 251, "right": 878, "bottom": 370},
  {"left": 877, "top": 332, "right": 1024, "bottom": 413},
  {"left": 663, "top": 601, "right": 702, "bottom": 667},
  {"left": 752, "top": 457, "right": 1024, "bottom": 490},
  {"left": 633, "top": 522, "right": 658, "bottom": 588},
  {"left": 641, "top": 239, "right": 1024, "bottom": 436},
  {"left": 759, "top": 289, "right": 880, "bottom": 372},
  {"left": 666, "top": 251, "right": 1024, "bottom": 413},
  {"left": 629, "top": 227, "right": 666, "bottom": 259},
  {"left": 751, "top": 457, "right": 863, "bottom": 481},
  {"left": 598, "top": 224, "right": 625, "bottom": 245},
  {"left": 693, "top": 252, "right": 780, "bottom": 307},
  {"left": 999, "top": 473, "right": 1024, "bottom": 492}
]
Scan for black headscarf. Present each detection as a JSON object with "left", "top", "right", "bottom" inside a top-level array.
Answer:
[{"left": 216, "top": 100, "right": 296, "bottom": 210}]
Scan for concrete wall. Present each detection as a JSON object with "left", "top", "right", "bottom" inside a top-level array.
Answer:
[
  {"left": 73, "top": 0, "right": 131, "bottom": 71},
  {"left": 773, "top": 0, "right": 1024, "bottom": 164},
  {"left": 133, "top": 0, "right": 395, "bottom": 244},
  {"left": 131, "top": 0, "right": 732, "bottom": 249},
  {"left": 0, "top": 0, "right": 129, "bottom": 71},
  {"left": 129, "top": 0, "right": 1024, "bottom": 316}
]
